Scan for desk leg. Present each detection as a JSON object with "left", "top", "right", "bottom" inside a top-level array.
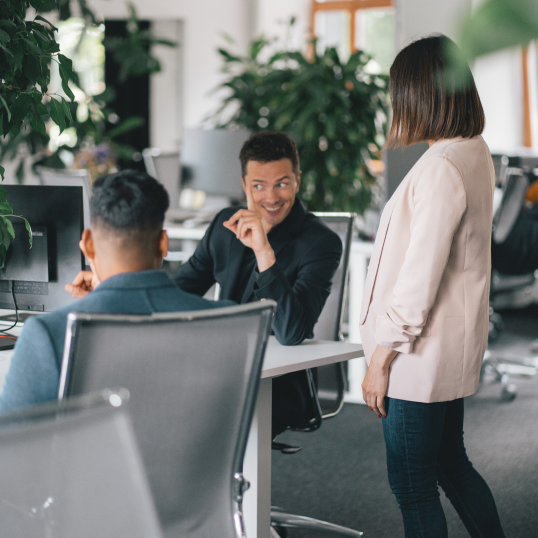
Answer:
[
  {"left": 243, "top": 378, "right": 272, "bottom": 538},
  {"left": 346, "top": 244, "right": 368, "bottom": 404}
]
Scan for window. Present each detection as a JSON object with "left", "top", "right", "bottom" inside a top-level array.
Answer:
[{"left": 312, "top": 0, "right": 395, "bottom": 73}]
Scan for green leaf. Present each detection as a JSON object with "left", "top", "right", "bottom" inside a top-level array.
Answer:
[
  {"left": 0, "top": 165, "right": 4, "bottom": 182},
  {"left": 10, "top": 93, "right": 33, "bottom": 125},
  {"left": 107, "top": 116, "right": 144, "bottom": 139},
  {"left": 6, "top": 43, "right": 23, "bottom": 70},
  {"left": 3, "top": 218, "right": 14, "bottom": 239},
  {"left": 218, "top": 48, "right": 242, "bottom": 63},
  {"left": 0, "top": 44, "right": 13, "bottom": 58},
  {"left": 0, "top": 29, "right": 10, "bottom": 44},
  {"left": 21, "top": 37, "right": 41, "bottom": 55},
  {"left": 0, "top": 94, "right": 12, "bottom": 122},
  {"left": 459, "top": 0, "right": 538, "bottom": 59},
  {"left": 30, "top": 106, "right": 47, "bottom": 135},
  {"left": 49, "top": 97, "right": 66, "bottom": 132},
  {"left": 0, "top": 202, "right": 14, "bottom": 216},
  {"left": 0, "top": 21, "right": 17, "bottom": 30},
  {"left": 36, "top": 102, "right": 47, "bottom": 115},
  {"left": 58, "top": 53, "right": 74, "bottom": 75},
  {"left": 61, "top": 97, "right": 73, "bottom": 124},
  {"left": 23, "top": 54, "right": 40, "bottom": 85},
  {"left": 24, "top": 218, "right": 32, "bottom": 248},
  {"left": 34, "top": 15, "right": 58, "bottom": 31},
  {"left": 59, "top": 64, "right": 75, "bottom": 101}
]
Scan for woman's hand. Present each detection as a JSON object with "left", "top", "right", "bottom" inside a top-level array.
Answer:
[{"left": 362, "top": 345, "right": 398, "bottom": 418}]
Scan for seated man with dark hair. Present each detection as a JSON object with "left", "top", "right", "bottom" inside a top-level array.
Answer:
[
  {"left": 0, "top": 170, "right": 233, "bottom": 413},
  {"left": 174, "top": 131, "right": 343, "bottom": 435}
]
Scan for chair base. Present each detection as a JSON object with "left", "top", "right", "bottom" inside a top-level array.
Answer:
[
  {"left": 481, "top": 351, "right": 538, "bottom": 401},
  {"left": 271, "top": 510, "right": 363, "bottom": 537}
]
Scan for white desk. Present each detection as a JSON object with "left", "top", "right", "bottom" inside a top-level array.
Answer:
[{"left": 243, "top": 336, "right": 364, "bottom": 538}]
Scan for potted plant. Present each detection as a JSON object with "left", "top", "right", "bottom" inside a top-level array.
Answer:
[{"left": 210, "top": 29, "right": 389, "bottom": 215}]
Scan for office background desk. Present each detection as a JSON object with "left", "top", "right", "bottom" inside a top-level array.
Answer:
[{"left": 244, "top": 336, "right": 364, "bottom": 538}]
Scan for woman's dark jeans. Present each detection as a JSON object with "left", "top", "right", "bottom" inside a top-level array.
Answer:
[{"left": 382, "top": 397, "right": 505, "bottom": 538}]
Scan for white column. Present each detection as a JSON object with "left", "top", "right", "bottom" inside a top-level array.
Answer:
[{"left": 345, "top": 241, "right": 373, "bottom": 404}]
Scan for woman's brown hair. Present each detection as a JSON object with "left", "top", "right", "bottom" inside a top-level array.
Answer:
[{"left": 387, "top": 34, "right": 485, "bottom": 148}]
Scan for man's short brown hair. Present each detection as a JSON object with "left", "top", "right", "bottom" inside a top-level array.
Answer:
[
  {"left": 387, "top": 34, "right": 485, "bottom": 148},
  {"left": 239, "top": 131, "right": 300, "bottom": 177}
]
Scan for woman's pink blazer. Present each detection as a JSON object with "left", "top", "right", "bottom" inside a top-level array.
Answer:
[{"left": 359, "top": 136, "right": 495, "bottom": 403}]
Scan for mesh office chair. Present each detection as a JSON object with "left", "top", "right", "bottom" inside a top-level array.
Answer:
[
  {"left": 484, "top": 167, "right": 538, "bottom": 400},
  {"left": 271, "top": 213, "right": 363, "bottom": 538},
  {"left": 58, "top": 302, "right": 276, "bottom": 538},
  {"left": 0, "top": 389, "right": 162, "bottom": 538}
]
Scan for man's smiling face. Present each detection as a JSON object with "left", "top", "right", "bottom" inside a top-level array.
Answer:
[{"left": 242, "top": 158, "right": 301, "bottom": 232}]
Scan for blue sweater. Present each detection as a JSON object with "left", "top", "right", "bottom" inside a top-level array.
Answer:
[{"left": 0, "top": 270, "right": 234, "bottom": 413}]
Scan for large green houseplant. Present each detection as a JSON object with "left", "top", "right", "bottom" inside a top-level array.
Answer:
[
  {"left": 211, "top": 34, "right": 389, "bottom": 215},
  {"left": 1, "top": 3, "right": 176, "bottom": 183}
]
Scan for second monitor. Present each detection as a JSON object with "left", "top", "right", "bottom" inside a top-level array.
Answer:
[{"left": 181, "top": 129, "right": 250, "bottom": 201}]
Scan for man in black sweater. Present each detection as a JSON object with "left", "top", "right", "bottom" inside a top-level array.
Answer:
[{"left": 175, "top": 131, "right": 342, "bottom": 435}]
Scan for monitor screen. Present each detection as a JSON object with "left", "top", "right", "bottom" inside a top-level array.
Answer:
[
  {"left": 37, "top": 168, "right": 92, "bottom": 230},
  {"left": 181, "top": 129, "right": 250, "bottom": 200},
  {"left": 0, "top": 185, "right": 84, "bottom": 312}
]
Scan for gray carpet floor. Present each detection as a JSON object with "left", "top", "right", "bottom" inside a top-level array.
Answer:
[{"left": 271, "top": 307, "right": 538, "bottom": 538}]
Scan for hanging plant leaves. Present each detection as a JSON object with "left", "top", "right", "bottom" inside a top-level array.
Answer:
[{"left": 49, "top": 97, "right": 66, "bottom": 133}]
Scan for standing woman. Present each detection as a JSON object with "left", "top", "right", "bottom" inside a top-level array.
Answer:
[{"left": 360, "top": 35, "right": 506, "bottom": 538}]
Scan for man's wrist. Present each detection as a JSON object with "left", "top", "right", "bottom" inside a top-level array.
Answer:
[{"left": 255, "top": 246, "right": 276, "bottom": 273}]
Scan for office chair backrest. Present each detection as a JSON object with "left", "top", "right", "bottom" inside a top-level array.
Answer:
[
  {"left": 142, "top": 148, "right": 181, "bottom": 212},
  {"left": 312, "top": 213, "right": 354, "bottom": 341},
  {"left": 493, "top": 167, "right": 529, "bottom": 244},
  {"left": 491, "top": 155, "right": 509, "bottom": 185},
  {"left": 311, "top": 213, "right": 354, "bottom": 418},
  {"left": 0, "top": 390, "right": 162, "bottom": 538},
  {"left": 59, "top": 302, "right": 276, "bottom": 538},
  {"left": 36, "top": 166, "right": 92, "bottom": 230}
]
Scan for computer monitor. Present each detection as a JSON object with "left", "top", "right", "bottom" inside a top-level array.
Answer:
[
  {"left": 142, "top": 149, "right": 181, "bottom": 213},
  {"left": 0, "top": 185, "right": 84, "bottom": 312},
  {"left": 181, "top": 129, "right": 250, "bottom": 200},
  {"left": 36, "top": 167, "right": 92, "bottom": 230}
]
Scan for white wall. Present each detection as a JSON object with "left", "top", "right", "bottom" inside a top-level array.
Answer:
[
  {"left": 255, "top": 0, "right": 311, "bottom": 51},
  {"left": 396, "top": 0, "right": 526, "bottom": 151},
  {"left": 90, "top": 0, "right": 253, "bottom": 139},
  {"left": 87, "top": 0, "right": 528, "bottom": 155},
  {"left": 395, "top": 0, "right": 471, "bottom": 47},
  {"left": 474, "top": 48, "right": 524, "bottom": 152}
]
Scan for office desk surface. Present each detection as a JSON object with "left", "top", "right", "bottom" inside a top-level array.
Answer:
[{"left": 262, "top": 336, "right": 363, "bottom": 378}]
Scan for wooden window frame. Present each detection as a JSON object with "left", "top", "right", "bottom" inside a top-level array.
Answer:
[{"left": 311, "top": 0, "right": 394, "bottom": 54}]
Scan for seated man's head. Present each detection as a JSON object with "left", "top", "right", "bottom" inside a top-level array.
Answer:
[
  {"left": 81, "top": 170, "right": 169, "bottom": 280},
  {"left": 240, "top": 131, "right": 301, "bottom": 229}
]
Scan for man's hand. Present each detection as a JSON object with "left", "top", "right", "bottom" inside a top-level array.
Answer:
[
  {"left": 362, "top": 344, "right": 398, "bottom": 418},
  {"left": 65, "top": 262, "right": 101, "bottom": 299},
  {"left": 223, "top": 186, "right": 276, "bottom": 272}
]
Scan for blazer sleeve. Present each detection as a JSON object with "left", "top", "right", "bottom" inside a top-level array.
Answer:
[
  {"left": 173, "top": 213, "right": 222, "bottom": 296},
  {"left": 0, "top": 317, "right": 61, "bottom": 413},
  {"left": 253, "top": 232, "right": 342, "bottom": 346},
  {"left": 375, "top": 156, "right": 467, "bottom": 354}
]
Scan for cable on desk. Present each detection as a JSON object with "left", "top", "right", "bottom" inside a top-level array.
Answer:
[{"left": 0, "top": 281, "right": 19, "bottom": 335}]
